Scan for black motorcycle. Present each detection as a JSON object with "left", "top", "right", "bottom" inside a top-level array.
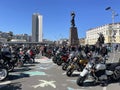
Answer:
[
  {"left": 0, "top": 54, "right": 9, "bottom": 81},
  {"left": 0, "top": 64, "right": 8, "bottom": 81},
  {"left": 1, "top": 51, "right": 14, "bottom": 72}
]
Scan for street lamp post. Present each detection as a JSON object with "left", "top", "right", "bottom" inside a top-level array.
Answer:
[
  {"left": 105, "top": 7, "right": 118, "bottom": 24},
  {"left": 105, "top": 7, "right": 118, "bottom": 51},
  {"left": 105, "top": 7, "right": 119, "bottom": 63}
]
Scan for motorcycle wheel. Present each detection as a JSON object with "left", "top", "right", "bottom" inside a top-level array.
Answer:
[
  {"left": 28, "top": 58, "right": 34, "bottom": 64},
  {"left": 76, "top": 76, "right": 86, "bottom": 86},
  {"left": 0, "top": 68, "right": 8, "bottom": 81},
  {"left": 62, "top": 63, "right": 68, "bottom": 71},
  {"left": 66, "top": 69, "right": 73, "bottom": 76},
  {"left": 52, "top": 57, "right": 57, "bottom": 63},
  {"left": 7, "top": 63, "right": 14, "bottom": 72},
  {"left": 57, "top": 60, "right": 62, "bottom": 66},
  {"left": 112, "top": 66, "right": 120, "bottom": 81}
]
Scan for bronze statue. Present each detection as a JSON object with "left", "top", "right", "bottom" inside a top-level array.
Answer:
[
  {"left": 95, "top": 33, "right": 105, "bottom": 48},
  {"left": 98, "top": 33, "right": 105, "bottom": 45},
  {"left": 71, "top": 12, "right": 75, "bottom": 27}
]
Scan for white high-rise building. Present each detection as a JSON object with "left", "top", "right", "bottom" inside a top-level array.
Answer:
[{"left": 32, "top": 13, "right": 43, "bottom": 42}]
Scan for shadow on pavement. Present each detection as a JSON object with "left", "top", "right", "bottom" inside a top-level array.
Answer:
[
  {"left": 78, "top": 79, "right": 120, "bottom": 87},
  {"left": 32, "top": 62, "right": 40, "bottom": 64},
  {"left": 12, "top": 62, "right": 40, "bottom": 72},
  {"left": 0, "top": 82, "right": 22, "bottom": 90},
  {"left": 7, "top": 62, "right": 41, "bottom": 80},
  {"left": 8, "top": 73, "right": 30, "bottom": 80},
  {"left": 108, "top": 79, "right": 120, "bottom": 85},
  {"left": 71, "top": 74, "right": 79, "bottom": 77},
  {"left": 12, "top": 67, "right": 32, "bottom": 73}
]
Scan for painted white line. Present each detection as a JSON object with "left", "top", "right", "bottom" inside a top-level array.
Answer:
[
  {"left": 103, "top": 87, "right": 107, "bottom": 90},
  {"left": 67, "top": 87, "right": 87, "bottom": 90},
  {"left": 35, "top": 59, "right": 52, "bottom": 63},
  {"left": 32, "top": 80, "right": 56, "bottom": 88},
  {"left": 0, "top": 81, "right": 11, "bottom": 85}
]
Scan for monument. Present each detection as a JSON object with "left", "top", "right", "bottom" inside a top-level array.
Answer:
[{"left": 69, "top": 12, "right": 79, "bottom": 46}]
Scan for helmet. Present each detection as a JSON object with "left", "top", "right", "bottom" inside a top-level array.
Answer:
[{"left": 19, "top": 48, "right": 22, "bottom": 51}]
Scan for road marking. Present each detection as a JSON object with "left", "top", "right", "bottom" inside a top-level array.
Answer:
[
  {"left": 35, "top": 63, "right": 55, "bottom": 70},
  {"left": 67, "top": 87, "right": 86, "bottom": 90},
  {"left": 32, "top": 80, "right": 56, "bottom": 88},
  {"left": 23, "top": 71, "right": 46, "bottom": 76},
  {"left": 0, "top": 81, "right": 11, "bottom": 86},
  {"left": 38, "top": 67, "right": 48, "bottom": 70},
  {"left": 35, "top": 59, "right": 52, "bottom": 63},
  {"left": 67, "top": 87, "right": 74, "bottom": 90},
  {"left": 103, "top": 87, "right": 107, "bottom": 90}
]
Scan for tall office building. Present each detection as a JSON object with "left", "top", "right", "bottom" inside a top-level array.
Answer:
[{"left": 32, "top": 13, "right": 43, "bottom": 42}]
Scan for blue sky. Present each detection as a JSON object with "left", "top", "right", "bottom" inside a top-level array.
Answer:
[{"left": 0, "top": 0, "right": 120, "bottom": 41}]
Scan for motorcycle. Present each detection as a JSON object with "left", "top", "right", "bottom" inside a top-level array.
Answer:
[
  {"left": 1, "top": 51, "right": 14, "bottom": 72},
  {"left": 52, "top": 50, "right": 62, "bottom": 64},
  {"left": 45, "top": 49, "right": 53, "bottom": 59},
  {"left": 62, "top": 51, "right": 76, "bottom": 70},
  {"left": 66, "top": 56, "right": 88, "bottom": 76},
  {"left": 0, "top": 64, "right": 8, "bottom": 81},
  {"left": 56, "top": 52, "right": 69, "bottom": 66},
  {"left": 76, "top": 56, "right": 120, "bottom": 86},
  {"left": 23, "top": 53, "right": 34, "bottom": 64},
  {"left": 16, "top": 54, "right": 24, "bottom": 67},
  {"left": 29, "top": 49, "right": 36, "bottom": 63},
  {"left": 0, "top": 54, "right": 8, "bottom": 81},
  {"left": 10, "top": 51, "right": 24, "bottom": 67}
]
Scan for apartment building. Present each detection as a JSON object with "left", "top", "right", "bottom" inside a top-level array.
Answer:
[{"left": 86, "top": 22, "right": 120, "bottom": 45}]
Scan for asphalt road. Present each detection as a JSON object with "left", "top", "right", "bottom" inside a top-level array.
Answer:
[{"left": 0, "top": 53, "right": 120, "bottom": 90}]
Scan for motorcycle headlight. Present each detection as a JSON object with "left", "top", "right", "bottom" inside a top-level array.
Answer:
[
  {"left": 73, "top": 57, "right": 77, "bottom": 61},
  {"left": 86, "top": 62, "right": 93, "bottom": 69},
  {"left": 88, "top": 63, "right": 93, "bottom": 68}
]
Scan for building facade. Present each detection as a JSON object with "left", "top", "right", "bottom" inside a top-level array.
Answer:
[
  {"left": 13, "top": 34, "right": 31, "bottom": 42},
  {"left": 79, "top": 38, "right": 85, "bottom": 46},
  {"left": 32, "top": 13, "right": 43, "bottom": 42},
  {"left": 0, "top": 31, "right": 31, "bottom": 43},
  {"left": 86, "top": 22, "right": 120, "bottom": 45}
]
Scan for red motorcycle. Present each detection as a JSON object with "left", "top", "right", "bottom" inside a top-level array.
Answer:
[{"left": 56, "top": 53, "right": 69, "bottom": 66}]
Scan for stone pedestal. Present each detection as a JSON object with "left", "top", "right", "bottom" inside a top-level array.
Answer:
[{"left": 69, "top": 27, "right": 79, "bottom": 46}]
